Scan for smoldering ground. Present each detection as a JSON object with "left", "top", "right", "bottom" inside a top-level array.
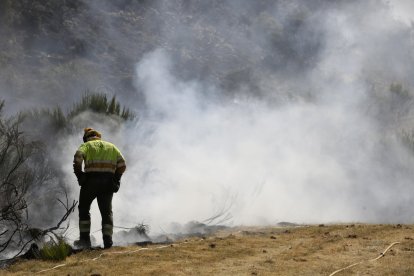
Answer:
[{"left": 2, "top": 0, "right": 414, "bottom": 246}]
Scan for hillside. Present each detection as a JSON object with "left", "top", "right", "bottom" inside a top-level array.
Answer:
[
  {"left": 2, "top": 0, "right": 413, "bottom": 112},
  {"left": 3, "top": 224, "right": 414, "bottom": 275},
  {"left": 2, "top": 1, "right": 414, "bottom": 272}
]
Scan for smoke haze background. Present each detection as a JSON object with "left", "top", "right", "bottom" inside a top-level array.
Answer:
[
  {"left": 2, "top": 0, "right": 414, "bottom": 241},
  {"left": 111, "top": 48, "right": 412, "bottom": 233},
  {"left": 111, "top": 1, "right": 414, "bottom": 232}
]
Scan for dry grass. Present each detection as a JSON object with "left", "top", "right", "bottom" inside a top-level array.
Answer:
[{"left": 2, "top": 224, "right": 414, "bottom": 275}]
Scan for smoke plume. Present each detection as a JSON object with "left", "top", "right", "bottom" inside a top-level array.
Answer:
[
  {"left": 111, "top": 47, "right": 414, "bottom": 234},
  {"left": 2, "top": 0, "right": 414, "bottom": 242}
]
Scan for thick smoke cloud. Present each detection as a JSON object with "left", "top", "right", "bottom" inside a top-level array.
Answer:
[
  {"left": 109, "top": 1, "right": 414, "bottom": 232},
  {"left": 2, "top": 0, "right": 414, "bottom": 242},
  {"left": 61, "top": 1, "right": 414, "bottom": 239},
  {"left": 110, "top": 48, "right": 414, "bottom": 234}
]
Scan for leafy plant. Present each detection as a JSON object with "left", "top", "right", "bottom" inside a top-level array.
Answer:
[
  {"left": 25, "top": 107, "right": 67, "bottom": 132},
  {"left": 68, "top": 92, "right": 135, "bottom": 121},
  {"left": 22, "top": 91, "right": 135, "bottom": 139},
  {"left": 39, "top": 238, "right": 72, "bottom": 261}
]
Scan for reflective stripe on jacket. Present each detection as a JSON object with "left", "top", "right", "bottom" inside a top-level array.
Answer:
[{"left": 73, "top": 139, "right": 126, "bottom": 176}]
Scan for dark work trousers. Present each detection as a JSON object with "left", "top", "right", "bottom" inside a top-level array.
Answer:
[{"left": 78, "top": 172, "right": 114, "bottom": 239}]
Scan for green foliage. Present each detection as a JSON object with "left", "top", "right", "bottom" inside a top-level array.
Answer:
[
  {"left": 390, "top": 82, "right": 409, "bottom": 98},
  {"left": 39, "top": 239, "right": 72, "bottom": 261},
  {"left": 26, "top": 107, "right": 67, "bottom": 132},
  {"left": 51, "top": 107, "right": 67, "bottom": 129},
  {"left": 68, "top": 92, "right": 135, "bottom": 121},
  {"left": 69, "top": 92, "right": 109, "bottom": 115},
  {"left": 22, "top": 92, "right": 135, "bottom": 137}
]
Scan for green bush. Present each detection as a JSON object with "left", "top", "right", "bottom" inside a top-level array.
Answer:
[
  {"left": 68, "top": 92, "right": 135, "bottom": 120},
  {"left": 39, "top": 239, "right": 72, "bottom": 261}
]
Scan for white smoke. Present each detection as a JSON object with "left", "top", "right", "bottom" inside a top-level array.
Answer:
[
  {"left": 108, "top": 47, "right": 414, "bottom": 234},
  {"left": 390, "top": 0, "right": 414, "bottom": 26},
  {"left": 57, "top": 1, "right": 414, "bottom": 241},
  {"left": 108, "top": 2, "right": 414, "bottom": 232}
]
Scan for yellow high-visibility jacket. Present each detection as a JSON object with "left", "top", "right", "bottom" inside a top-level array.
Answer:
[{"left": 73, "top": 138, "right": 126, "bottom": 178}]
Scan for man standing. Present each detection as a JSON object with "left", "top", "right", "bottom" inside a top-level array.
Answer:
[{"left": 73, "top": 128, "right": 126, "bottom": 249}]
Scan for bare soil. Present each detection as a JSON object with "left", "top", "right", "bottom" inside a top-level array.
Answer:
[{"left": 1, "top": 224, "right": 414, "bottom": 275}]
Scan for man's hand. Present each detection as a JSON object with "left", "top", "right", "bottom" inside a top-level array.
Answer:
[
  {"left": 113, "top": 181, "right": 120, "bottom": 193},
  {"left": 113, "top": 173, "right": 121, "bottom": 193},
  {"left": 77, "top": 172, "right": 86, "bottom": 186}
]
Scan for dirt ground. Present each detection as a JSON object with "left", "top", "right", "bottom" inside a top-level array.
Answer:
[{"left": 1, "top": 224, "right": 414, "bottom": 275}]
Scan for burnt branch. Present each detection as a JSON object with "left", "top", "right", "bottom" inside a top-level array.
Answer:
[{"left": 1, "top": 199, "right": 78, "bottom": 260}]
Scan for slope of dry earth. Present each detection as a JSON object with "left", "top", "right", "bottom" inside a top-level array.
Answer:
[{"left": 2, "top": 224, "right": 414, "bottom": 275}]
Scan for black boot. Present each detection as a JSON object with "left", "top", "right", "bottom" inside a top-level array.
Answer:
[
  {"left": 103, "top": 235, "right": 113, "bottom": 249},
  {"left": 74, "top": 233, "right": 91, "bottom": 249}
]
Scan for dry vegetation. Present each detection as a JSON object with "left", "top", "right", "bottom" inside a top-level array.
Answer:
[{"left": 1, "top": 224, "right": 414, "bottom": 275}]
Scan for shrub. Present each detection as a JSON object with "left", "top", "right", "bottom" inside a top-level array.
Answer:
[
  {"left": 68, "top": 92, "right": 135, "bottom": 121},
  {"left": 39, "top": 239, "right": 72, "bottom": 261},
  {"left": 0, "top": 101, "right": 41, "bottom": 257}
]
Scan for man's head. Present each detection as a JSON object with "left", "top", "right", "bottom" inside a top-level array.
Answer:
[{"left": 83, "top": 128, "right": 102, "bottom": 142}]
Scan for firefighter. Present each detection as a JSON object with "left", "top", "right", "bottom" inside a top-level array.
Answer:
[{"left": 73, "top": 128, "right": 126, "bottom": 249}]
